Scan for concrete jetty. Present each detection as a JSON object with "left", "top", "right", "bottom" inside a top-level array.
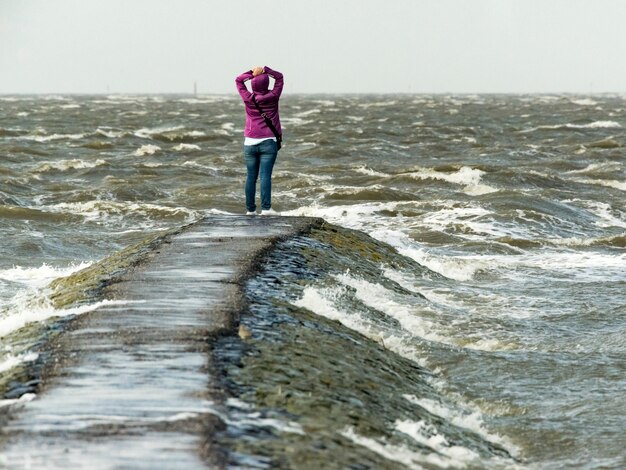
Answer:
[{"left": 0, "top": 216, "right": 323, "bottom": 469}]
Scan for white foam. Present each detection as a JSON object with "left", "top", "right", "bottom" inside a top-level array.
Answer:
[
  {"left": 353, "top": 165, "right": 389, "bottom": 177},
  {"left": 383, "top": 266, "right": 428, "bottom": 291},
  {"left": 38, "top": 200, "right": 199, "bottom": 224},
  {"left": 34, "top": 159, "right": 108, "bottom": 172},
  {"left": 419, "top": 205, "right": 507, "bottom": 238},
  {"left": 570, "top": 98, "right": 598, "bottom": 106},
  {"left": 333, "top": 273, "right": 450, "bottom": 345},
  {"left": 287, "top": 198, "right": 622, "bottom": 283},
  {"left": 579, "top": 201, "right": 626, "bottom": 228},
  {"left": 294, "top": 109, "right": 320, "bottom": 117},
  {"left": 402, "top": 166, "right": 498, "bottom": 195},
  {"left": 357, "top": 100, "right": 398, "bottom": 108},
  {"left": 0, "top": 298, "right": 127, "bottom": 340},
  {"left": 173, "top": 143, "right": 201, "bottom": 151},
  {"left": 283, "top": 202, "right": 497, "bottom": 281},
  {"left": 406, "top": 166, "right": 479, "bottom": 185},
  {"left": 181, "top": 160, "right": 217, "bottom": 171},
  {"left": 568, "top": 177, "right": 626, "bottom": 191},
  {"left": 547, "top": 234, "right": 626, "bottom": 247},
  {"left": 275, "top": 170, "right": 333, "bottom": 182},
  {"left": 133, "top": 144, "right": 161, "bottom": 156},
  {"left": 523, "top": 251, "right": 626, "bottom": 280},
  {"left": 218, "top": 403, "right": 304, "bottom": 436},
  {"left": 0, "top": 393, "right": 36, "bottom": 409},
  {"left": 384, "top": 267, "right": 483, "bottom": 316},
  {"left": 186, "top": 130, "right": 206, "bottom": 137},
  {"left": 295, "top": 285, "right": 370, "bottom": 330},
  {"left": 335, "top": 272, "right": 515, "bottom": 351},
  {"left": 319, "top": 183, "right": 388, "bottom": 196},
  {"left": 20, "top": 133, "right": 85, "bottom": 142},
  {"left": 134, "top": 125, "right": 183, "bottom": 138},
  {"left": 290, "top": 141, "right": 317, "bottom": 148},
  {"left": 294, "top": 285, "right": 429, "bottom": 367},
  {"left": 523, "top": 120, "right": 621, "bottom": 132},
  {"left": 574, "top": 120, "right": 621, "bottom": 128},
  {"left": 463, "top": 184, "right": 497, "bottom": 196},
  {"left": 95, "top": 128, "right": 125, "bottom": 138},
  {"left": 403, "top": 239, "right": 625, "bottom": 282},
  {"left": 565, "top": 162, "right": 622, "bottom": 175},
  {"left": 376, "top": 219, "right": 625, "bottom": 281},
  {"left": 0, "top": 352, "right": 39, "bottom": 374},
  {"left": 399, "top": 245, "right": 489, "bottom": 282},
  {"left": 403, "top": 395, "right": 516, "bottom": 455},
  {"left": 312, "top": 99, "right": 335, "bottom": 106},
  {"left": 0, "top": 262, "right": 91, "bottom": 289},
  {"left": 341, "top": 427, "right": 459, "bottom": 469},
  {"left": 225, "top": 398, "right": 254, "bottom": 410},
  {"left": 283, "top": 201, "right": 417, "bottom": 231},
  {"left": 383, "top": 266, "right": 536, "bottom": 325},
  {"left": 395, "top": 419, "right": 480, "bottom": 465}
]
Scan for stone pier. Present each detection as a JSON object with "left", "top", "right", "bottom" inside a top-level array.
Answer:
[{"left": 0, "top": 216, "right": 322, "bottom": 469}]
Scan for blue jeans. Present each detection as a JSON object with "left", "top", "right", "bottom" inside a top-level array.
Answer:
[{"left": 244, "top": 139, "right": 278, "bottom": 212}]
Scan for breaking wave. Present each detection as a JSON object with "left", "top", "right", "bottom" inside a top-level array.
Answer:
[
  {"left": 522, "top": 120, "right": 621, "bottom": 132},
  {"left": 33, "top": 159, "right": 108, "bottom": 172}
]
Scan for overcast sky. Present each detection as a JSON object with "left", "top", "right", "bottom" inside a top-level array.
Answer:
[{"left": 1, "top": 0, "right": 624, "bottom": 94}]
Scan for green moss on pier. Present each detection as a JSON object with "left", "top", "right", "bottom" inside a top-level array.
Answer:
[
  {"left": 1, "top": 225, "right": 186, "bottom": 400},
  {"left": 48, "top": 225, "right": 185, "bottom": 309}
]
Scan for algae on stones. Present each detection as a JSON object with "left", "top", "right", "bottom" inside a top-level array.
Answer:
[
  {"left": 48, "top": 226, "right": 184, "bottom": 309},
  {"left": 1, "top": 225, "right": 185, "bottom": 400}
]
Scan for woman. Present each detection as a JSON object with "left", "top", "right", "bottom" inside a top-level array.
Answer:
[{"left": 235, "top": 65, "right": 283, "bottom": 216}]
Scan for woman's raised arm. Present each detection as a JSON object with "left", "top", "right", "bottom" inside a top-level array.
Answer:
[
  {"left": 235, "top": 69, "right": 254, "bottom": 101},
  {"left": 264, "top": 66, "right": 284, "bottom": 98}
]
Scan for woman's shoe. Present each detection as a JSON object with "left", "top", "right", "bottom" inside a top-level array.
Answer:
[
  {"left": 246, "top": 211, "right": 256, "bottom": 216},
  {"left": 261, "top": 209, "right": 279, "bottom": 216}
]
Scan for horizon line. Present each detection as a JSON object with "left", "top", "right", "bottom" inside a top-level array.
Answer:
[{"left": 1, "top": 91, "right": 625, "bottom": 97}]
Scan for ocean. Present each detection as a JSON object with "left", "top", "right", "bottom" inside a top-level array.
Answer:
[{"left": 1, "top": 93, "right": 625, "bottom": 468}]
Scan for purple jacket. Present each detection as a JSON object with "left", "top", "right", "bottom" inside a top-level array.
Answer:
[{"left": 235, "top": 66, "right": 283, "bottom": 138}]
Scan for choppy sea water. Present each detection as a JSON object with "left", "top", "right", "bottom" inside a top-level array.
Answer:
[{"left": 1, "top": 94, "right": 625, "bottom": 468}]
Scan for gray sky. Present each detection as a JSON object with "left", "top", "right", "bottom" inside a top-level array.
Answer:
[{"left": 1, "top": 0, "right": 624, "bottom": 94}]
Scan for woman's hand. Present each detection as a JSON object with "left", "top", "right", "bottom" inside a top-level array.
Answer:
[{"left": 252, "top": 66, "right": 264, "bottom": 77}]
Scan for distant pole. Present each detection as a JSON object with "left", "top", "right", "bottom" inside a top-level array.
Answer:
[{"left": 194, "top": 81, "right": 197, "bottom": 97}]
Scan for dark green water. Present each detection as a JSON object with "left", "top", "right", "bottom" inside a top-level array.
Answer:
[{"left": 1, "top": 94, "right": 625, "bottom": 468}]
